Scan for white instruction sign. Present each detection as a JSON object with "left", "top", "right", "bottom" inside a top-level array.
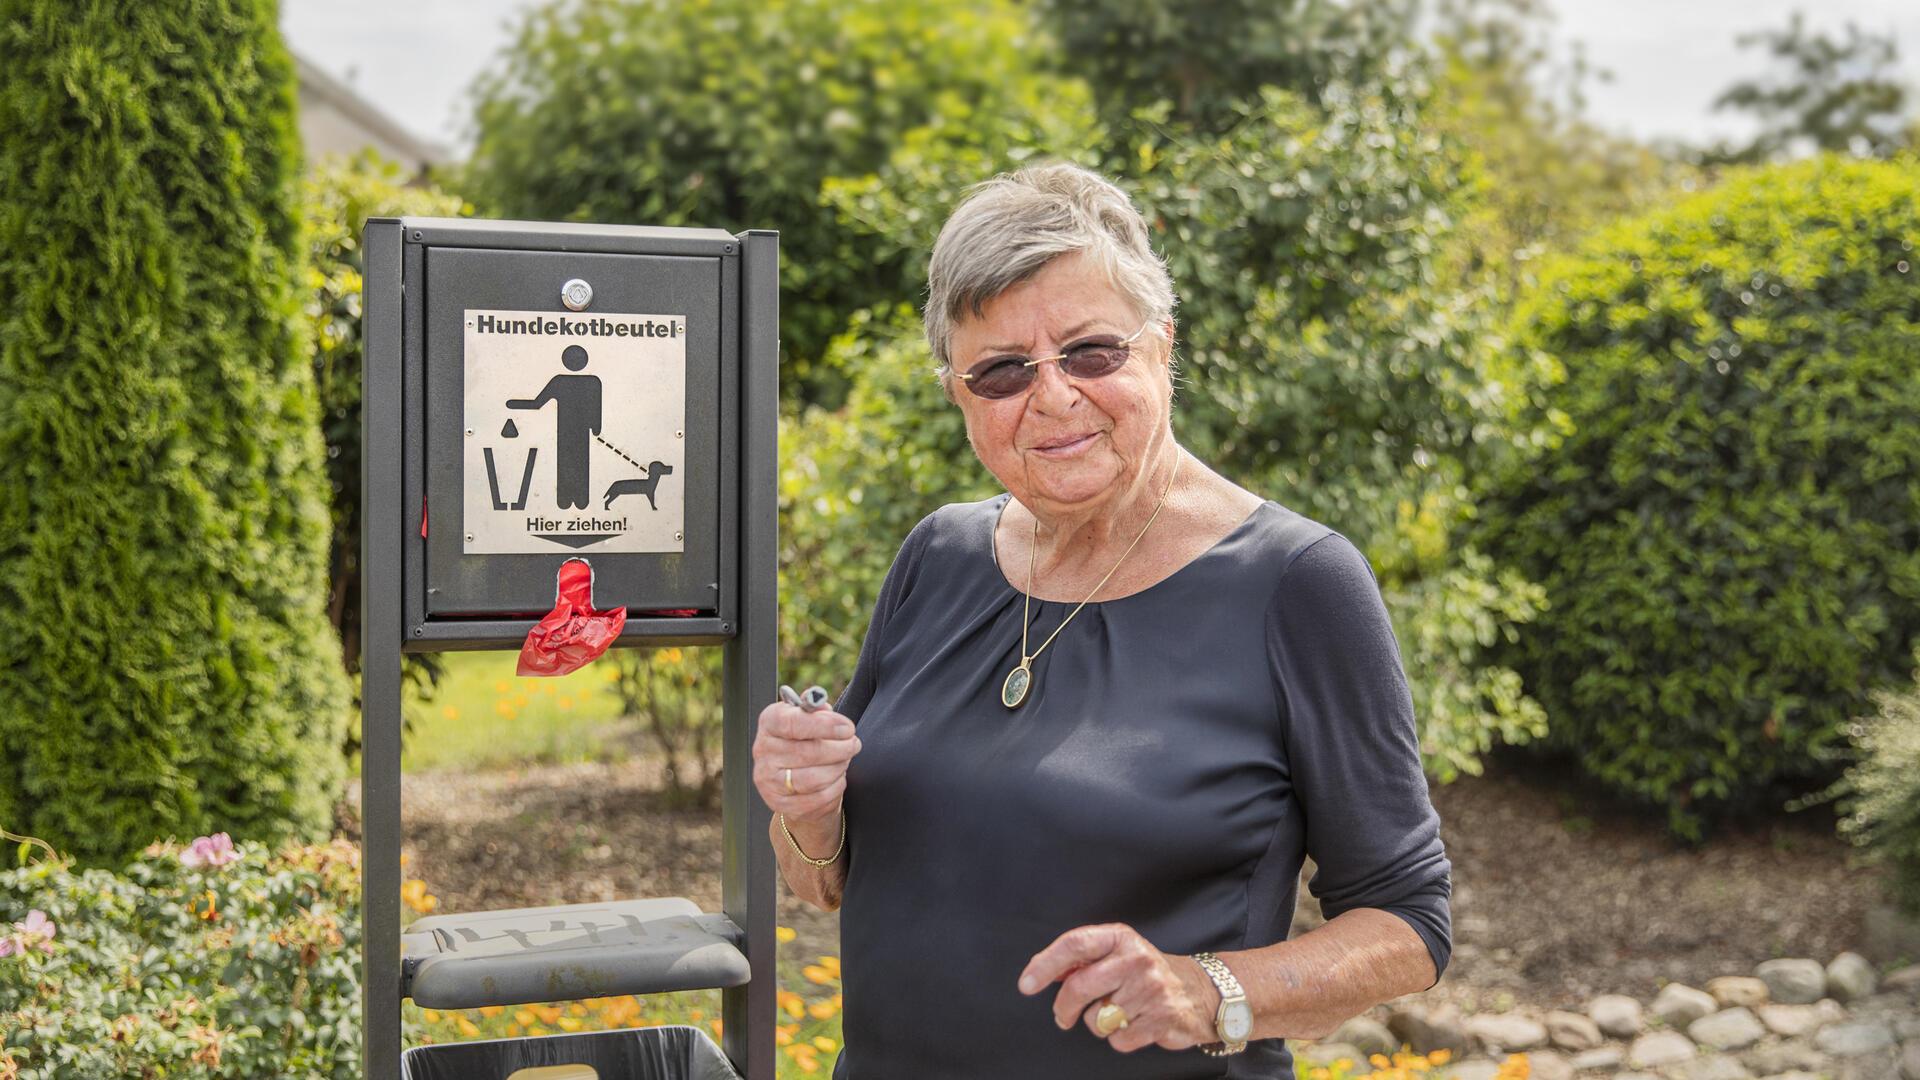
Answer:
[{"left": 462, "top": 308, "right": 685, "bottom": 554}]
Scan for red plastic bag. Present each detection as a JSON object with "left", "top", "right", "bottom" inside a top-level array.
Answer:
[{"left": 516, "top": 558, "right": 627, "bottom": 677}]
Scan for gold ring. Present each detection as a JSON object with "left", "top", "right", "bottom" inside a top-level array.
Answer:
[
  {"left": 785, "top": 768, "right": 794, "bottom": 793},
  {"left": 1093, "top": 1002, "right": 1129, "bottom": 1037}
]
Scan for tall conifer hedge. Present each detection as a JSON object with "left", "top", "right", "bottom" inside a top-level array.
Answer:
[{"left": 0, "top": 1, "right": 351, "bottom": 864}]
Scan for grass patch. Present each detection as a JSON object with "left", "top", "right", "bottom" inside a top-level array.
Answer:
[{"left": 397, "top": 652, "right": 634, "bottom": 774}]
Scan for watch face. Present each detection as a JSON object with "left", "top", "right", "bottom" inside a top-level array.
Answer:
[{"left": 1223, "top": 1000, "right": 1254, "bottom": 1042}]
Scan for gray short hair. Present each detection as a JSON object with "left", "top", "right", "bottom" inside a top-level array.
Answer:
[{"left": 924, "top": 162, "right": 1177, "bottom": 379}]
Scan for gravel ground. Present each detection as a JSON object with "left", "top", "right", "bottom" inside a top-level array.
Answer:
[{"left": 347, "top": 744, "right": 1887, "bottom": 1015}]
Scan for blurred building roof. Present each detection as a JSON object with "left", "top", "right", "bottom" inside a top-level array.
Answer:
[{"left": 294, "top": 51, "right": 451, "bottom": 172}]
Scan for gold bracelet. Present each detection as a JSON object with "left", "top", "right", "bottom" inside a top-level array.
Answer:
[{"left": 779, "top": 810, "right": 845, "bottom": 868}]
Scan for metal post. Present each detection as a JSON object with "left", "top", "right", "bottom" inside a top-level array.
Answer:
[
  {"left": 721, "top": 229, "right": 779, "bottom": 1079},
  {"left": 360, "top": 219, "right": 406, "bottom": 1080}
]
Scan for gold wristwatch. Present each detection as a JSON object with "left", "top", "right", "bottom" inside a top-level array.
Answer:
[{"left": 1193, "top": 951, "right": 1251, "bottom": 1056}]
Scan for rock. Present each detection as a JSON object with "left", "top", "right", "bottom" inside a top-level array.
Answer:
[
  {"left": 1901, "top": 1039, "right": 1920, "bottom": 1080},
  {"left": 1544, "top": 1009, "right": 1603, "bottom": 1051},
  {"left": 1755, "top": 959, "right": 1827, "bottom": 1005},
  {"left": 1678, "top": 1055, "right": 1754, "bottom": 1080},
  {"left": 1525, "top": 1049, "right": 1574, "bottom": 1080},
  {"left": 1614, "top": 1074, "right": 1663, "bottom": 1080},
  {"left": 1688, "top": 1007, "right": 1767, "bottom": 1051},
  {"left": 1653, "top": 983, "right": 1721, "bottom": 1026},
  {"left": 1629, "top": 1030, "right": 1698, "bottom": 1069},
  {"left": 1883, "top": 963, "right": 1920, "bottom": 994},
  {"left": 1812, "top": 997, "right": 1848, "bottom": 1025},
  {"left": 1893, "top": 1012, "right": 1920, "bottom": 1040},
  {"left": 1753, "top": 1073, "right": 1822, "bottom": 1080},
  {"left": 1386, "top": 1002, "right": 1472, "bottom": 1057},
  {"left": 1742, "top": 1039, "right": 1825, "bottom": 1076},
  {"left": 1589, "top": 993, "right": 1645, "bottom": 1038},
  {"left": 1813, "top": 1019, "right": 1895, "bottom": 1056},
  {"left": 1442, "top": 1063, "right": 1503, "bottom": 1080},
  {"left": 1295, "top": 1041, "right": 1363, "bottom": 1067},
  {"left": 1833, "top": 1049, "right": 1904, "bottom": 1080},
  {"left": 1824, "top": 951, "right": 1878, "bottom": 1002},
  {"left": 1329, "top": 1016, "right": 1396, "bottom": 1059},
  {"left": 1707, "top": 976, "right": 1771, "bottom": 1008},
  {"left": 1466, "top": 1012, "right": 1548, "bottom": 1052},
  {"left": 1755, "top": 1003, "right": 1826, "bottom": 1037},
  {"left": 1570, "top": 1046, "right": 1624, "bottom": 1071}
]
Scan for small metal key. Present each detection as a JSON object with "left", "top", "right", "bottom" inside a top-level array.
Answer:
[{"left": 778, "top": 684, "right": 832, "bottom": 712}]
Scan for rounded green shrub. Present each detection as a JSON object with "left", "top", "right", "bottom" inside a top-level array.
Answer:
[
  {"left": 1476, "top": 155, "right": 1920, "bottom": 833},
  {"left": 0, "top": 2, "right": 352, "bottom": 864}
]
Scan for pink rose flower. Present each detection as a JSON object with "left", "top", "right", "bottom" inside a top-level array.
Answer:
[
  {"left": 2, "top": 909, "right": 56, "bottom": 957},
  {"left": 179, "top": 832, "right": 241, "bottom": 869}
]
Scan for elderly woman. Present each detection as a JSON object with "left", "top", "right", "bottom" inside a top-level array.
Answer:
[{"left": 753, "top": 162, "right": 1451, "bottom": 1079}]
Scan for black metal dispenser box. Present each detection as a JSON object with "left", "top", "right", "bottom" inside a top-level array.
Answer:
[{"left": 360, "top": 218, "right": 780, "bottom": 1080}]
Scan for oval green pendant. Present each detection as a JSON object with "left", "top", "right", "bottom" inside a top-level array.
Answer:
[{"left": 1002, "top": 663, "right": 1032, "bottom": 709}]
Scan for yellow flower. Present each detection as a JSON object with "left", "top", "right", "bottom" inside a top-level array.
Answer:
[
  {"left": 801, "top": 965, "right": 834, "bottom": 985},
  {"left": 456, "top": 1017, "right": 480, "bottom": 1038},
  {"left": 812, "top": 1036, "right": 837, "bottom": 1053},
  {"left": 776, "top": 1027, "right": 794, "bottom": 1047},
  {"left": 1428, "top": 1048, "right": 1451, "bottom": 1065},
  {"left": 514, "top": 1010, "right": 535, "bottom": 1027},
  {"left": 663, "top": 648, "right": 683, "bottom": 663},
  {"left": 807, "top": 1001, "right": 837, "bottom": 1020},
  {"left": 709, "top": 1019, "right": 723, "bottom": 1039},
  {"left": 776, "top": 926, "right": 798, "bottom": 943},
  {"left": 558, "top": 696, "right": 574, "bottom": 711},
  {"left": 556, "top": 1017, "right": 584, "bottom": 1032},
  {"left": 817, "top": 956, "right": 840, "bottom": 977},
  {"left": 421, "top": 1009, "right": 441, "bottom": 1023},
  {"left": 400, "top": 879, "right": 438, "bottom": 914},
  {"left": 779, "top": 990, "right": 806, "bottom": 1018},
  {"left": 494, "top": 681, "right": 510, "bottom": 693},
  {"left": 478, "top": 1006, "right": 504, "bottom": 1018},
  {"left": 1493, "top": 1053, "right": 1531, "bottom": 1080},
  {"left": 441, "top": 706, "right": 458, "bottom": 720}
]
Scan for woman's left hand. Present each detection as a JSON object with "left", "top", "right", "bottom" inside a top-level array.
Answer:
[{"left": 1017, "top": 923, "right": 1222, "bottom": 1053}]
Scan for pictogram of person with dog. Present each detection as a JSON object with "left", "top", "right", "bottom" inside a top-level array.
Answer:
[{"left": 506, "top": 344, "right": 674, "bottom": 515}]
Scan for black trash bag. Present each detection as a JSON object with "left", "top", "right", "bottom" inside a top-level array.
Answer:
[{"left": 402, "top": 1026, "right": 743, "bottom": 1080}]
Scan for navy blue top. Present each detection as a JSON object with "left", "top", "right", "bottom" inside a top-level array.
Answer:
[{"left": 829, "top": 493, "right": 1451, "bottom": 1079}]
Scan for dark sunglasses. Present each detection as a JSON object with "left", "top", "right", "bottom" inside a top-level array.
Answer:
[{"left": 953, "top": 322, "right": 1151, "bottom": 400}]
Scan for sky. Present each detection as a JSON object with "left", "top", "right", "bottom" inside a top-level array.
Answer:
[{"left": 282, "top": 0, "right": 1920, "bottom": 158}]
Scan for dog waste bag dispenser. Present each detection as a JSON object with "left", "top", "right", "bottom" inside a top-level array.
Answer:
[{"left": 359, "top": 219, "right": 780, "bottom": 1080}]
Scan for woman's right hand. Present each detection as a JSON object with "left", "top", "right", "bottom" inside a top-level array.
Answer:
[{"left": 753, "top": 698, "right": 862, "bottom": 826}]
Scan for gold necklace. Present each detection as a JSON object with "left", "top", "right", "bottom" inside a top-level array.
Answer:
[{"left": 1001, "top": 449, "right": 1182, "bottom": 709}]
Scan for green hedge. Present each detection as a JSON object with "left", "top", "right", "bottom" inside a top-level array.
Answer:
[
  {"left": 1476, "top": 155, "right": 1920, "bottom": 834},
  {"left": 0, "top": 1, "right": 351, "bottom": 863}
]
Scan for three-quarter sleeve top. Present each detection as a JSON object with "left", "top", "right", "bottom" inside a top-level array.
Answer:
[{"left": 828, "top": 493, "right": 1451, "bottom": 1080}]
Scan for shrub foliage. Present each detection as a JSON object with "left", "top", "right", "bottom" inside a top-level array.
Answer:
[
  {"left": 302, "top": 153, "right": 466, "bottom": 750},
  {"left": 0, "top": 839, "right": 363, "bottom": 1079},
  {"left": 461, "top": 0, "right": 1093, "bottom": 405},
  {"left": 0, "top": 1, "right": 352, "bottom": 863},
  {"left": 1476, "top": 155, "right": 1920, "bottom": 832},
  {"left": 1829, "top": 650, "right": 1920, "bottom": 914}
]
